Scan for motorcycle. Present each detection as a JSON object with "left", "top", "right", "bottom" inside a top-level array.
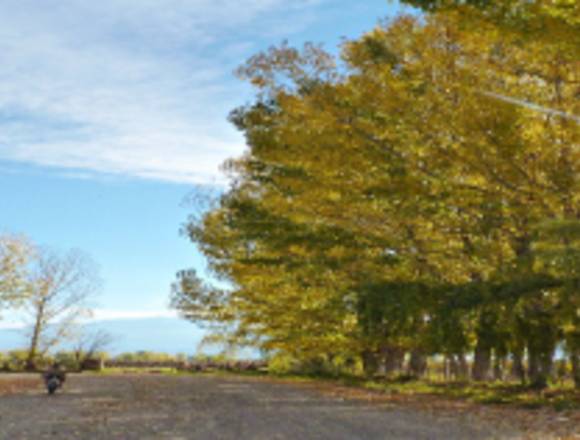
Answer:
[
  {"left": 45, "top": 375, "right": 61, "bottom": 395},
  {"left": 43, "top": 368, "right": 66, "bottom": 395}
]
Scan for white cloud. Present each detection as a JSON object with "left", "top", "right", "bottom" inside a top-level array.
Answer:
[
  {"left": 0, "top": 0, "right": 324, "bottom": 184},
  {"left": 90, "top": 308, "right": 179, "bottom": 321},
  {"left": 0, "top": 308, "right": 179, "bottom": 329},
  {"left": 0, "top": 320, "right": 23, "bottom": 330}
]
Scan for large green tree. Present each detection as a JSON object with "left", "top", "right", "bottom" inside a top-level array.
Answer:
[{"left": 175, "top": 7, "right": 579, "bottom": 386}]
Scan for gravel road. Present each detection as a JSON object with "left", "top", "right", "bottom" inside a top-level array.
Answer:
[{"left": 0, "top": 374, "right": 515, "bottom": 439}]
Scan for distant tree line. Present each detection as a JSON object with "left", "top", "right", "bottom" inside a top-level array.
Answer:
[
  {"left": 173, "top": 1, "right": 579, "bottom": 389},
  {"left": 0, "top": 350, "right": 265, "bottom": 373}
]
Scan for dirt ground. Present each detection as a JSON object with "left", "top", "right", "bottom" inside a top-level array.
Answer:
[{"left": 0, "top": 373, "right": 549, "bottom": 439}]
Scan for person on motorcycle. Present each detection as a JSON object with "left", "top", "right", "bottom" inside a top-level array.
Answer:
[{"left": 43, "top": 362, "right": 66, "bottom": 394}]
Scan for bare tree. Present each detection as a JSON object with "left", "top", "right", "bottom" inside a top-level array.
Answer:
[
  {"left": 23, "top": 248, "right": 100, "bottom": 370},
  {"left": 71, "top": 327, "right": 114, "bottom": 369}
]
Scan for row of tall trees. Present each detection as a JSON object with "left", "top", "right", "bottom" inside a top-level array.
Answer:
[
  {"left": 0, "top": 234, "right": 101, "bottom": 369},
  {"left": 173, "top": 2, "right": 579, "bottom": 389}
]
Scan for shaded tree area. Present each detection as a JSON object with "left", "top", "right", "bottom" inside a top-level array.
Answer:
[{"left": 173, "top": 4, "right": 579, "bottom": 389}]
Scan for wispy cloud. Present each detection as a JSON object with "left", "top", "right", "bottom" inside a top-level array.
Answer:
[
  {"left": 0, "top": 308, "right": 179, "bottom": 329},
  {"left": 0, "top": 0, "right": 323, "bottom": 184},
  {"left": 91, "top": 308, "right": 178, "bottom": 321},
  {"left": 0, "top": 321, "right": 23, "bottom": 330}
]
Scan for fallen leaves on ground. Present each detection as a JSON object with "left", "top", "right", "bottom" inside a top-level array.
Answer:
[
  {"left": 249, "top": 375, "right": 579, "bottom": 440},
  {"left": 0, "top": 375, "right": 41, "bottom": 395}
]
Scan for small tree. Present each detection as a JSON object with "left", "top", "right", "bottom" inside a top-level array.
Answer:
[
  {"left": 23, "top": 248, "right": 100, "bottom": 370},
  {"left": 71, "top": 327, "right": 114, "bottom": 369}
]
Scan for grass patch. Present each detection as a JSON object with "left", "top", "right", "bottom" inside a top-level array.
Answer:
[
  {"left": 352, "top": 378, "right": 580, "bottom": 411},
  {"left": 249, "top": 371, "right": 580, "bottom": 412}
]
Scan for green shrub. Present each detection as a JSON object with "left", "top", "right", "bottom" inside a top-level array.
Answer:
[
  {"left": 2, "top": 350, "right": 28, "bottom": 371},
  {"left": 267, "top": 353, "right": 300, "bottom": 375},
  {"left": 53, "top": 351, "right": 81, "bottom": 370}
]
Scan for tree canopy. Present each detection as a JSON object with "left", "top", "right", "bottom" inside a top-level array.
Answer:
[{"left": 174, "top": 5, "right": 579, "bottom": 388}]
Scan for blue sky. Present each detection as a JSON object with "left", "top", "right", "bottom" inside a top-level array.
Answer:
[{"left": 0, "top": 0, "right": 413, "bottom": 331}]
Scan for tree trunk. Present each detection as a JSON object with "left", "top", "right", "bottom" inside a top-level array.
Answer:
[
  {"left": 571, "top": 350, "right": 580, "bottom": 390},
  {"left": 26, "top": 304, "right": 45, "bottom": 371},
  {"left": 384, "top": 346, "right": 405, "bottom": 377},
  {"left": 472, "top": 343, "right": 491, "bottom": 381},
  {"left": 362, "top": 349, "right": 379, "bottom": 377},
  {"left": 541, "top": 351, "right": 554, "bottom": 385},
  {"left": 26, "top": 332, "right": 40, "bottom": 370},
  {"left": 528, "top": 350, "right": 539, "bottom": 382},
  {"left": 493, "top": 352, "right": 505, "bottom": 381},
  {"left": 528, "top": 348, "right": 554, "bottom": 389},
  {"left": 444, "top": 356, "right": 451, "bottom": 381},
  {"left": 457, "top": 354, "right": 469, "bottom": 380},
  {"left": 449, "top": 355, "right": 466, "bottom": 380},
  {"left": 510, "top": 349, "right": 526, "bottom": 384},
  {"left": 409, "top": 349, "right": 427, "bottom": 378}
]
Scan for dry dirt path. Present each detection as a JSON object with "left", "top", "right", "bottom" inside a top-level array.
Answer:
[{"left": 0, "top": 373, "right": 515, "bottom": 439}]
